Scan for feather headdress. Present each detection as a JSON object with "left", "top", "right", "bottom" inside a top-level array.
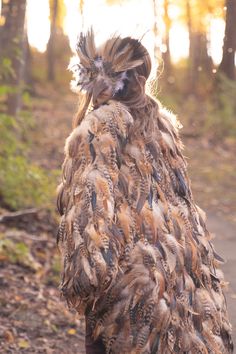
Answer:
[{"left": 68, "top": 29, "right": 149, "bottom": 99}]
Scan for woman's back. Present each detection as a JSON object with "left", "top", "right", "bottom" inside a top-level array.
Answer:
[{"left": 57, "top": 31, "right": 233, "bottom": 353}]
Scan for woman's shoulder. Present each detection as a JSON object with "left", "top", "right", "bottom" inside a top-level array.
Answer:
[
  {"left": 158, "top": 104, "right": 183, "bottom": 135},
  {"left": 89, "top": 100, "right": 133, "bottom": 126},
  {"left": 65, "top": 100, "right": 133, "bottom": 158},
  {"left": 153, "top": 102, "right": 184, "bottom": 153},
  {"left": 77, "top": 100, "right": 132, "bottom": 132}
]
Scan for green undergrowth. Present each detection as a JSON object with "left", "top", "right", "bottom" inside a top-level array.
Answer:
[
  {"left": 156, "top": 69, "right": 236, "bottom": 142},
  {"left": 46, "top": 253, "right": 61, "bottom": 286},
  {"left": 0, "top": 112, "right": 57, "bottom": 211},
  {"left": 203, "top": 74, "right": 236, "bottom": 139},
  {"left": 0, "top": 233, "right": 41, "bottom": 270}
]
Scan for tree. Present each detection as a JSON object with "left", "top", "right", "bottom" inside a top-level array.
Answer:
[
  {"left": 23, "top": 31, "right": 33, "bottom": 89},
  {"left": 169, "top": 0, "right": 223, "bottom": 92},
  {"left": 218, "top": 0, "right": 236, "bottom": 80},
  {"left": 0, "top": 0, "right": 27, "bottom": 116},
  {"left": 79, "top": 0, "right": 85, "bottom": 30},
  {"left": 185, "top": 0, "right": 214, "bottom": 92},
  {"left": 152, "top": 0, "right": 161, "bottom": 64},
  {"left": 47, "top": 0, "right": 58, "bottom": 81},
  {"left": 162, "top": 0, "right": 172, "bottom": 74},
  {"left": 47, "top": 0, "right": 66, "bottom": 81}
]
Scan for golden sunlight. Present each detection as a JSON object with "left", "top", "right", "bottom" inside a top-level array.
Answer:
[
  {"left": 25, "top": 0, "right": 224, "bottom": 65},
  {"left": 27, "top": 0, "right": 50, "bottom": 52},
  {"left": 210, "top": 18, "right": 225, "bottom": 64},
  {"left": 170, "top": 24, "right": 189, "bottom": 63}
]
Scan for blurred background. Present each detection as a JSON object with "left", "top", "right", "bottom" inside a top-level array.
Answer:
[{"left": 0, "top": 0, "right": 235, "bottom": 352}]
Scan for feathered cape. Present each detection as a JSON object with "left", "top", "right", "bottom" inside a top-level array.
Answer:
[{"left": 57, "top": 100, "right": 233, "bottom": 353}]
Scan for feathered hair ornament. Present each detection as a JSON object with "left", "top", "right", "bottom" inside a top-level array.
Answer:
[{"left": 68, "top": 29, "right": 150, "bottom": 105}]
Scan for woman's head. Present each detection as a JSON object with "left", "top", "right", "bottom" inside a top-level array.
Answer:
[{"left": 70, "top": 30, "right": 152, "bottom": 125}]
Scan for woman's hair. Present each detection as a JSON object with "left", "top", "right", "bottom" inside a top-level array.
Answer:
[{"left": 72, "top": 34, "right": 159, "bottom": 130}]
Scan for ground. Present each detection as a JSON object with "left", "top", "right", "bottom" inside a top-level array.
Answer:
[{"left": 0, "top": 85, "right": 235, "bottom": 353}]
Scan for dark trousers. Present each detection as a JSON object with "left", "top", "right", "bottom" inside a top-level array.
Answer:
[{"left": 85, "top": 317, "right": 106, "bottom": 354}]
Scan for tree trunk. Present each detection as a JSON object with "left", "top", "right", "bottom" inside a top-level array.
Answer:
[
  {"left": 47, "top": 0, "right": 58, "bottom": 81},
  {"left": 152, "top": 0, "right": 161, "bottom": 65},
  {"left": 79, "top": 0, "right": 85, "bottom": 30},
  {"left": 23, "top": 32, "right": 33, "bottom": 90},
  {"left": 0, "top": 1, "right": 9, "bottom": 50},
  {"left": 192, "top": 33, "right": 212, "bottom": 71},
  {"left": 186, "top": 0, "right": 213, "bottom": 92},
  {"left": 186, "top": 0, "right": 195, "bottom": 91},
  {"left": 22, "top": 14, "right": 33, "bottom": 91},
  {"left": 218, "top": 0, "right": 236, "bottom": 80},
  {"left": 162, "top": 0, "right": 172, "bottom": 75},
  {"left": 0, "top": 0, "right": 27, "bottom": 116}
]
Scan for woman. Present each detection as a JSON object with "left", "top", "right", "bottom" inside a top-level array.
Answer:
[{"left": 57, "top": 30, "right": 233, "bottom": 353}]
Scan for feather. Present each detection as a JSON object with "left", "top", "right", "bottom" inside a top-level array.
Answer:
[
  {"left": 91, "top": 191, "right": 97, "bottom": 211},
  {"left": 76, "top": 29, "right": 96, "bottom": 66},
  {"left": 89, "top": 143, "right": 96, "bottom": 162},
  {"left": 174, "top": 168, "right": 188, "bottom": 197}
]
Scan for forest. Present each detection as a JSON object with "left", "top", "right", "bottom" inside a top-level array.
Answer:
[{"left": 0, "top": 0, "right": 236, "bottom": 352}]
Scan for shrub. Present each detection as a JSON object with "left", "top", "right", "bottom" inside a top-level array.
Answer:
[
  {"left": 156, "top": 68, "right": 236, "bottom": 141},
  {"left": 202, "top": 74, "right": 236, "bottom": 139},
  {"left": 0, "top": 113, "right": 57, "bottom": 210}
]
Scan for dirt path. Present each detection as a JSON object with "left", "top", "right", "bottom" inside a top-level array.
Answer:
[
  {"left": 207, "top": 213, "right": 236, "bottom": 343},
  {"left": 0, "top": 86, "right": 235, "bottom": 352}
]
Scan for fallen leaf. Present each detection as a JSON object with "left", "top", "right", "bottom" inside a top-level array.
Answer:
[
  {"left": 4, "top": 330, "right": 15, "bottom": 343},
  {"left": 67, "top": 328, "right": 76, "bottom": 335},
  {"left": 18, "top": 338, "right": 30, "bottom": 349},
  {"left": 0, "top": 254, "right": 8, "bottom": 261},
  {"left": 14, "top": 295, "right": 23, "bottom": 301}
]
